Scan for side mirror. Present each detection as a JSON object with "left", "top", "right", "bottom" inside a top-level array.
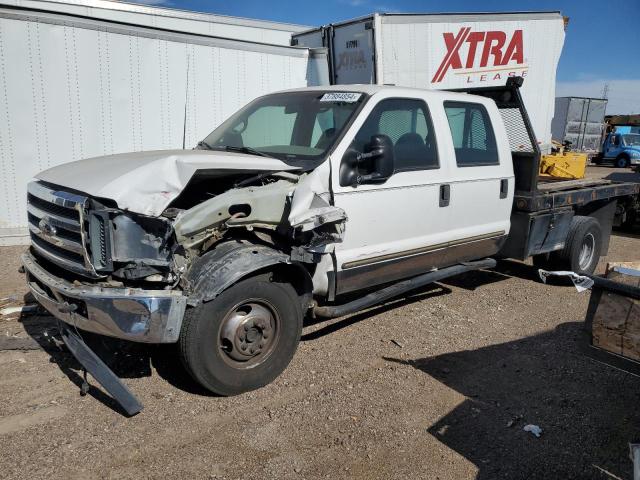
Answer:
[{"left": 339, "top": 134, "right": 394, "bottom": 186}]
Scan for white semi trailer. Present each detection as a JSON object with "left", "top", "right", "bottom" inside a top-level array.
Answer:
[
  {"left": 0, "top": 2, "right": 325, "bottom": 244},
  {"left": 292, "top": 12, "right": 566, "bottom": 155},
  {"left": 1, "top": 0, "right": 308, "bottom": 44}
]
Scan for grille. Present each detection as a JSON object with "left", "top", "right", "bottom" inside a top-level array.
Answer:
[{"left": 26, "top": 182, "right": 99, "bottom": 278}]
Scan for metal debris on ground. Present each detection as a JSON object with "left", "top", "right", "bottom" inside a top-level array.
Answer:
[
  {"left": 0, "top": 304, "right": 39, "bottom": 317},
  {"left": 523, "top": 424, "right": 543, "bottom": 437},
  {"left": 538, "top": 270, "right": 594, "bottom": 292}
]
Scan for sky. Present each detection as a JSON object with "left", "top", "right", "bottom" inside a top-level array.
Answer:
[{"left": 130, "top": 0, "right": 640, "bottom": 114}]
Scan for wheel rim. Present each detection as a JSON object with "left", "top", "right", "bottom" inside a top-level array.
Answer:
[
  {"left": 578, "top": 233, "right": 595, "bottom": 271},
  {"left": 617, "top": 158, "right": 628, "bottom": 168},
  {"left": 218, "top": 300, "right": 279, "bottom": 369}
]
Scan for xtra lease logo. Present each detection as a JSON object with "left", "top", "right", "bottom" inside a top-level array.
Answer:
[{"left": 431, "top": 28, "right": 526, "bottom": 84}]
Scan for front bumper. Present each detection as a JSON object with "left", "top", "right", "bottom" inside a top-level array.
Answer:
[{"left": 22, "top": 252, "right": 187, "bottom": 343}]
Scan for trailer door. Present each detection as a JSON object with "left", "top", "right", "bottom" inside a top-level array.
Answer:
[{"left": 331, "top": 20, "right": 375, "bottom": 84}]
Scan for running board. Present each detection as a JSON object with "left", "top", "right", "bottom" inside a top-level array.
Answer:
[{"left": 314, "top": 258, "right": 497, "bottom": 319}]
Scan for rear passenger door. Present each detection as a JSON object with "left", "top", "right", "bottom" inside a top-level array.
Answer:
[
  {"left": 332, "top": 96, "right": 455, "bottom": 295},
  {"left": 440, "top": 100, "right": 513, "bottom": 264}
]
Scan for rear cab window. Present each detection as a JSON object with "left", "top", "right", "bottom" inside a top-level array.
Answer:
[{"left": 444, "top": 101, "right": 499, "bottom": 167}]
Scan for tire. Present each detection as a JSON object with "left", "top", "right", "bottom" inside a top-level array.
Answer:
[
  {"left": 557, "top": 216, "right": 602, "bottom": 274},
  {"left": 179, "top": 274, "right": 303, "bottom": 396},
  {"left": 615, "top": 154, "right": 630, "bottom": 168}
]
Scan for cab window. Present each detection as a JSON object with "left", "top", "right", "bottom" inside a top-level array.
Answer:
[
  {"left": 444, "top": 101, "right": 499, "bottom": 166},
  {"left": 349, "top": 98, "right": 438, "bottom": 171}
]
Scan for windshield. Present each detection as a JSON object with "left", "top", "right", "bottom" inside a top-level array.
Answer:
[
  {"left": 199, "top": 91, "right": 365, "bottom": 162},
  {"left": 622, "top": 134, "right": 640, "bottom": 147}
]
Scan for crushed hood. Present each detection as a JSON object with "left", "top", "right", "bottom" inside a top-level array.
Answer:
[{"left": 35, "top": 150, "right": 298, "bottom": 216}]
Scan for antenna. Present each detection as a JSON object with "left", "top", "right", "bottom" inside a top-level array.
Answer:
[
  {"left": 182, "top": 52, "right": 190, "bottom": 150},
  {"left": 600, "top": 83, "right": 609, "bottom": 100}
]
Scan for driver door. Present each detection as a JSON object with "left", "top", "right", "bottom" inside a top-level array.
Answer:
[
  {"left": 331, "top": 96, "right": 454, "bottom": 296},
  {"left": 605, "top": 134, "right": 621, "bottom": 159}
]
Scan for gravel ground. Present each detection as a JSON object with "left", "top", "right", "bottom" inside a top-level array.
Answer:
[{"left": 1, "top": 165, "right": 639, "bottom": 480}]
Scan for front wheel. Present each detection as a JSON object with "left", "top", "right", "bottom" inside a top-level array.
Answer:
[
  {"left": 616, "top": 154, "right": 630, "bottom": 168},
  {"left": 179, "top": 275, "right": 303, "bottom": 396}
]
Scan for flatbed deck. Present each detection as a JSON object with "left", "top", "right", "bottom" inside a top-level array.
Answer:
[
  {"left": 515, "top": 177, "right": 640, "bottom": 212},
  {"left": 536, "top": 178, "right": 612, "bottom": 192}
]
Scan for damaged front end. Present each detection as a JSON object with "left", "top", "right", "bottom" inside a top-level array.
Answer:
[
  {"left": 23, "top": 166, "right": 347, "bottom": 351},
  {"left": 23, "top": 167, "right": 346, "bottom": 416},
  {"left": 171, "top": 169, "right": 347, "bottom": 268}
]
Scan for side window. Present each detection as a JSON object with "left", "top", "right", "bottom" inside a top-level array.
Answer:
[
  {"left": 444, "top": 101, "right": 499, "bottom": 167},
  {"left": 350, "top": 98, "right": 438, "bottom": 172}
]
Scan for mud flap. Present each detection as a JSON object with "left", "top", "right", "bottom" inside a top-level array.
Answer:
[{"left": 59, "top": 325, "right": 143, "bottom": 416}]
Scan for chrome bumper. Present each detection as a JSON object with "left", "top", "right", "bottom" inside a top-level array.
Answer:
[{"left": 22, "top": 252, "right": 187, "bottom": 343}]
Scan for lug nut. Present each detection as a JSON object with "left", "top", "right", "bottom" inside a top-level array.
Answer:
[
  {"left": 240, "top": 344, "right": 247, "bottom": 351},
  {"left": 250, "top": 347, "right": 255, "bottom": 354}
]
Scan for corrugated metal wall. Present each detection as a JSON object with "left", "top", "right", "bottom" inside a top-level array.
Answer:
[
  {"left": 0, "top": 0, "right": 309, "bottom": 45},
  {"left": 0, "top": 8, "right": 324, "bottom": 244}
]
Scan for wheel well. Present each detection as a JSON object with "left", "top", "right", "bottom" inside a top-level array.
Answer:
[
  {"left": 216, "top": 263, "right": 314, "bottom": 314},
  {"left": 185, "top": 240, "right": 314, "bottom": 310}
]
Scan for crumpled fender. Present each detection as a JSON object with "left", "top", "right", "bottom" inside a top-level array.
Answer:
[{"left": 184, "top": 241, "right": 309, "bottom": 304}]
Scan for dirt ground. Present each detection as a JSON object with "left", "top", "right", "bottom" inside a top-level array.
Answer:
[{"left": 1, "top": 165, "right": 639, "bottom": 480}]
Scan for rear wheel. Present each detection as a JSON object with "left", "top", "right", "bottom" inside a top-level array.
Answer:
[
  {"left": 557, "top": 216, "right": 602, "bottom": 274},
  {"left": 179, "top": 275, "right": 303, "bottom": 396}
]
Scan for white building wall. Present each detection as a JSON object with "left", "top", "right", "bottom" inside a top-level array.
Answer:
[{"left": 0, "top": 8, "right": 323, "bottom": 244}]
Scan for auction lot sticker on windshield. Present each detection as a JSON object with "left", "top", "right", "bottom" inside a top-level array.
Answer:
[{"left": 320, "top": 92, "right": 362, "bottom": 102}]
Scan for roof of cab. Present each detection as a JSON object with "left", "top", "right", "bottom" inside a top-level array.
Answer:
[{"left": 278, "top": 83, "right": 480, "bottom": 103}]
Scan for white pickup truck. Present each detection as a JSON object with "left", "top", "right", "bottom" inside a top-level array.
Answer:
[{"left": 22, "top": 78, "right": 639, "bottom": 414}]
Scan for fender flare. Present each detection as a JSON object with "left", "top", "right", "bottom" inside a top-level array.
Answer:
[{"left": 184, "top": 241, "right": 311, "bottom": 304}]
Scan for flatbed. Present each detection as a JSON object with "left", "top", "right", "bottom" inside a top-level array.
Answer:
[{"left": 516, "top": 178, "right": 640, "bottom": 212}]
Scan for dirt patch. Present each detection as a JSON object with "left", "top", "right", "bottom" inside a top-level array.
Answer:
[{"left": 1, "top": 210, "right": 639, "bottom": 479}]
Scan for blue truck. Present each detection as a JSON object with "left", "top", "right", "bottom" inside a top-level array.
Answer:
[{"left": 595, "top": 127, "right": 640, "bottom": 168}]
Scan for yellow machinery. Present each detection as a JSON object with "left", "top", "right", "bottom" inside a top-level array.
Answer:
[{"left": 539, "top": 141, "right": 588, "bottom": 180}]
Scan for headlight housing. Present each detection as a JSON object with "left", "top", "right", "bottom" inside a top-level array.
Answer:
[{"left": 87, "top": 200, "right": 175, "bottom": 279}]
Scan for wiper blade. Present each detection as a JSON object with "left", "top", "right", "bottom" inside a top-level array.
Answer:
[
  {"left": 221, "top": 145, "right": 274, "bottom": 158},
  {"left": 196, "top": 140, "right": 213, "bottom": 150}
]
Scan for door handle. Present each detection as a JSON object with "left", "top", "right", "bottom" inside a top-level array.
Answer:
[
  {"left": 500, "top": 179, "right": 509, "bottom": 199},
  {"left": 439, "top": 184, "right": 450, "bottom": 207}
]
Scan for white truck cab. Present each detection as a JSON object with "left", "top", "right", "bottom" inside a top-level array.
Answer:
[
  {"left": 21, "top": 80, "right": 637, "bottom": 413},
  {"left": 322, "top": 85, "right": 513, "bottom": 296}
]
